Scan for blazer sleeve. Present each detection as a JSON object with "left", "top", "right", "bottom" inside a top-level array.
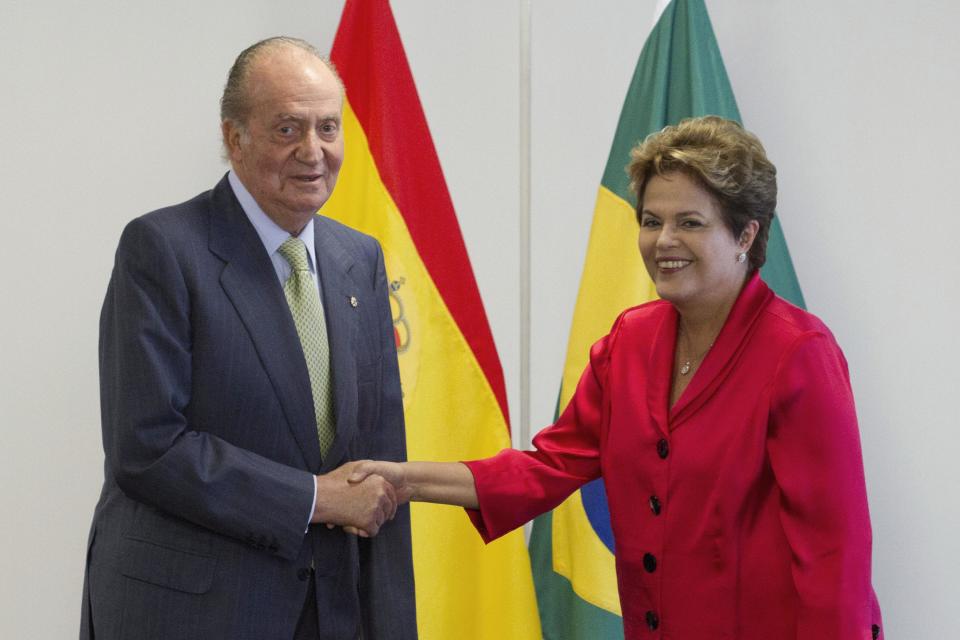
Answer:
[
  {"left": 100, "top": 217, "right": 315, "bottom": 561},
  {"left": 463, "top": 318, "right": 619, "bottom": 543},
  {"left": 357, "top": 241, "right": 418, "bottom": 640},
  {"left": 767, "top": 331, "right": 883, "bottom": 640}
]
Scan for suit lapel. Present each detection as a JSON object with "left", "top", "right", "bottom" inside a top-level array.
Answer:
[
  {"left": 207, "top": 177, "right": 322, "bottom": 471},
  {"left": 669, "top": 272, "right": 773, "bottom": 429},
  {"left": 312, "top": 217, "right": 360, "bottom": 472}
]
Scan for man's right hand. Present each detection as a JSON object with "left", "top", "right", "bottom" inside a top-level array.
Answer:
[
  {"left": 348, "top": 460, "right": 412, "bottom": 502},
  {"left": 311, "top": 461, "right": 399, "bottom": 536}
]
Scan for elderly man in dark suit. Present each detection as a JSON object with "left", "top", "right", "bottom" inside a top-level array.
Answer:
[{"left": 80, "top": 37, "right": 417, "bottom": 640}]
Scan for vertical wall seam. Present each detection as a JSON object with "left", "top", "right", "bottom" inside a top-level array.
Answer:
[{"left": 518, "top": 0, "right": 533, "bottom": 455}]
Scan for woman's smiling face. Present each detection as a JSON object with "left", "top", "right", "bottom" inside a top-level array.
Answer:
[{"left": 638, "top": 171, "right": 756, "bottom": 311}]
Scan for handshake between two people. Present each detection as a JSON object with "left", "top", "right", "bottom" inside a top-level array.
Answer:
[{"left": 309, "top": 460, "right": 479, "bottom": 537}]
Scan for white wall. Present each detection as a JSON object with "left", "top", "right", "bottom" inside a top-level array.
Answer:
[{"left": 0, "top": 1, "right": 956, "bottom": 637}]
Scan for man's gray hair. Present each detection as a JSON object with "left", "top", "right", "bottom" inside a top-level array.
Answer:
[{"left": 220, "top": 36, "right": 342, "bottom": 128}]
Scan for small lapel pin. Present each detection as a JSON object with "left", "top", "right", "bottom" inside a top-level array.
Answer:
[{"left": 349, "top": 296, "right": 358, "bottom": 308}]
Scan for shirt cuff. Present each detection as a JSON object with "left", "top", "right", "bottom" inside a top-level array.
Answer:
[{"left": 305, "top": 475, "right": 317, "bottom": 533}]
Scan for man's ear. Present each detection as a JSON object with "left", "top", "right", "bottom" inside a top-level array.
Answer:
[{"left": 221, "top": 120, "right": 242, "bottom": 162}]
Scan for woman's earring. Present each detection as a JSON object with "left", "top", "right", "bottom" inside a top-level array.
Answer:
[{"left": 737, "top": 252, "right": 747, "bottom": 264}]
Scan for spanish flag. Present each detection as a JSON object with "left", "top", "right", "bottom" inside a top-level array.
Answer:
[
  {"left": 527, "top": 0, "right": 805, "bottom": 637},
  {"left": 326, "top": 1, "right": 541, "bottom": 638}
]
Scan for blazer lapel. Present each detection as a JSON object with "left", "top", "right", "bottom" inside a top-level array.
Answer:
[
  {"left": 669, "top": 272, "right": 773, "bottom": 429},
  {"left": 645, "top": 304, "right": 677, "bottom": 439},
  {"left": 312, "top": 218, "right": 360, "bottom": 472},
  {"left": 207, "top": 177, "right": 322, "bottom": 471}
]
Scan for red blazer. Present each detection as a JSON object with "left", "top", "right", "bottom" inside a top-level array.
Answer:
[{"left": 466, "top": 273, "right": 883, "bottom": 639}]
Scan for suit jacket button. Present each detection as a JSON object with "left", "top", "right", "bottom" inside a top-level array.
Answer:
[
  {"left": 297, "top": 568, "right": 311, "bottom": 581},
  {"left": 649, "top": 495, "right": 662, "bottom": 515},
  {"left": 643, "top": 553, "right": 657, "bottom": 573},
  {"left": 657, "top": 438, "right": 669, "bottom": 459},
  {"left": 645, "top": 610, "right": 659, "bottom": 630},
  {"left": 872, "top": 624, "right": 880, "bottom": 639}
]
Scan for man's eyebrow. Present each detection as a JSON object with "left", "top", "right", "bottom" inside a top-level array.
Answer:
[{"left": 273, "top": 112, "right": 341, "bottom": 122}]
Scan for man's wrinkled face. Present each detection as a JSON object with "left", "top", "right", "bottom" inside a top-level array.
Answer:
[{"left": 224, "top": 47, "right": 344, "bottom": 234}]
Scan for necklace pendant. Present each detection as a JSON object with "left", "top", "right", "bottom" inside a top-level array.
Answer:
[{"left": 679, "top": 362, "right": 691, "bottom": 376}]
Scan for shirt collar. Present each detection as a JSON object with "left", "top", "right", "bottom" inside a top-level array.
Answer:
[{"left": 228, "top": 170, "right": 317, "bottom": 272}]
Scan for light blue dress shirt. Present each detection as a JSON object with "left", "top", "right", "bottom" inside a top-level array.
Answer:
[{"left": 227, "top": 171, "right": 323, "bottom": 294}]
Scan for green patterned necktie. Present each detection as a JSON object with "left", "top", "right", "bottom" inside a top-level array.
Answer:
[{"left": 277, "top": 237, "right": 335, "bottom": 459}]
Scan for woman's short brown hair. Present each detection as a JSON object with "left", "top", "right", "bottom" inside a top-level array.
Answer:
[{"left": 628, "top": 116, "right": 777, "bottom": 270}]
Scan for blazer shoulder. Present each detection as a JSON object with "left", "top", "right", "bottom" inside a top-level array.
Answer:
[
  {"left": 761, "top": 295, "right": 835, "bottom": 341},
  {"left": 753, "top": 295, "right": 848, "bottom": 374},
  {"left": 617, "top": 298, "right": 673, "bottom": 331},
  {"left": 589, "top": 299, "right": 672, "bottom": 361},
  {"left": 121, "top": 188, "right": 214, "bottom": 249}
]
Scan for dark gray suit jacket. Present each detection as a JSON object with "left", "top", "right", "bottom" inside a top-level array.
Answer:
[{"left": 80, "top": 176, "right": 417, "bottom": 640}]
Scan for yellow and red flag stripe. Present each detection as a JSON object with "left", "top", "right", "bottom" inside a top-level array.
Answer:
[{"left": 327, "top": 2, "right": 540, "bottom": 638}]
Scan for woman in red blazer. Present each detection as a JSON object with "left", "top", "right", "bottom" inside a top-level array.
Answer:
[{"left": 351, "top": 116, "right": 883, "bottom": 639}]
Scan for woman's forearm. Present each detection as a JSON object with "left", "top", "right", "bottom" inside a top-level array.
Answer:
[{"left": 404, "top": 461, "right": 479, "bottom": 509}]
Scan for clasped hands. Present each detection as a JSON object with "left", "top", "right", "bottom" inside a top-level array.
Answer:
[{"left": 310, "top": 460, "right": 409, "bottom": 537}]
